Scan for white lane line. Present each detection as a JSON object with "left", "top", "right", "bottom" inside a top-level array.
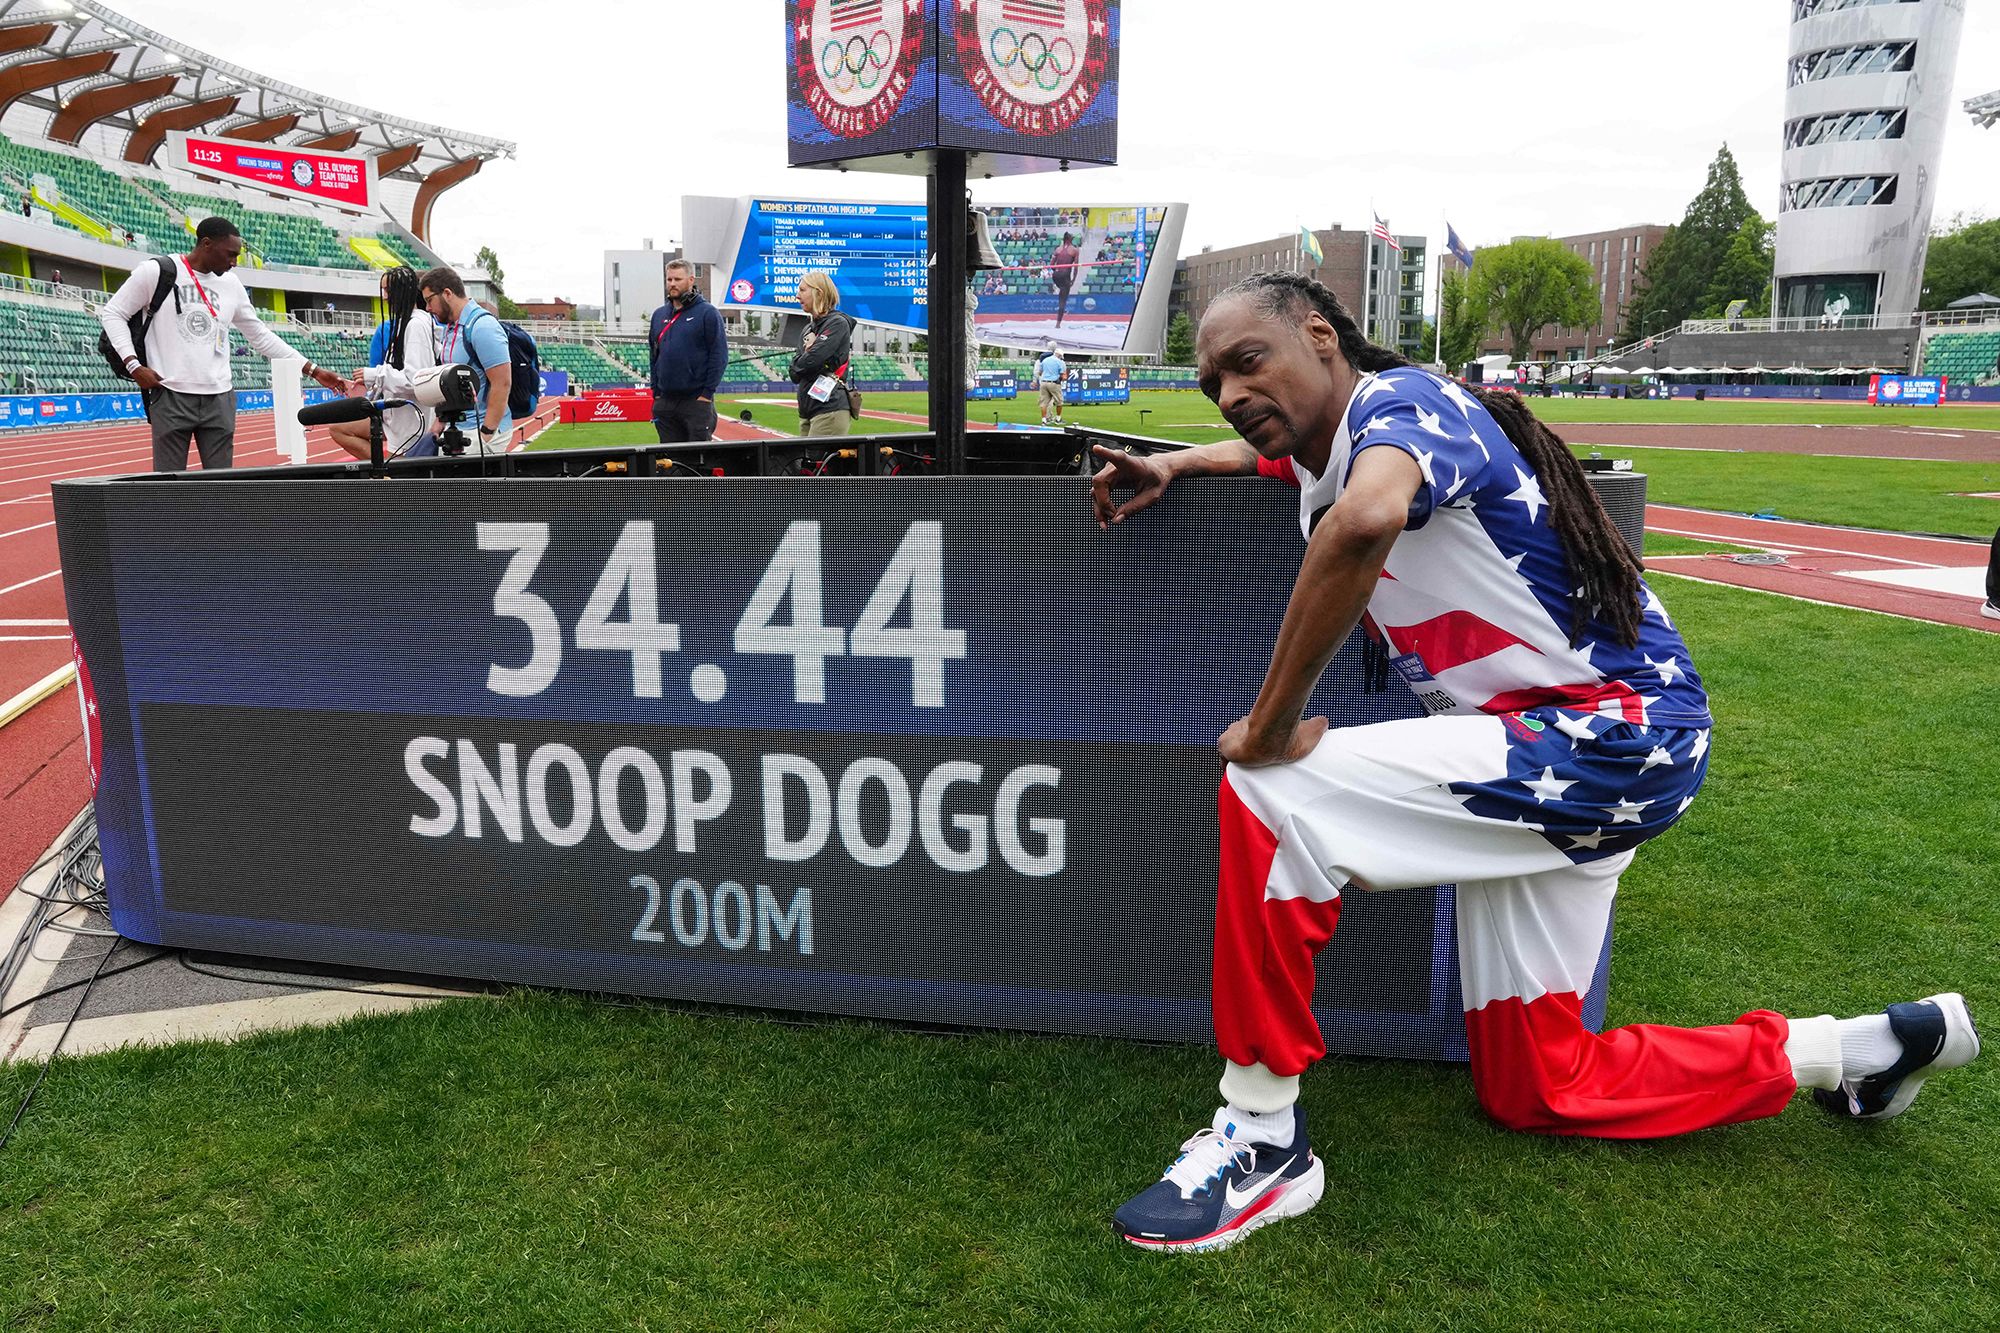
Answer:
[
  {"left": 1841, "top": 566, "right": 1987, "bottom": 598},
  {"left": 1648, "top": 569, "right": 1998, "bottom": 634},
  {"left": 0, "top": 618, "right": 66, "bottom": 625},
  {"left": 1644, "top": 526, "right": 1949, "bottom": 569},
  {"left": 0, "top": 442, "right": 154, "bottom": 476},
  {"left": 1648, "top": 507, "right": 1990, "bottom": 549},
  {"left": 0, "top": 634, "right": 68, "bottom": 641},
  {"left": 0, "top": 570, "right": 60, "bottom": 596},
  {"left": 0, "top": 521, "right": 55, "bottom": 540}
]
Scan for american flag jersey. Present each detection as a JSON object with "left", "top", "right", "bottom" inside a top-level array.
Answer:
[
  {"left": 1255, "top": 366, "right": 1713, "bottom": 864},
  {"left": 1257, "top": 367, "right": 1710, "bottom": 731}
]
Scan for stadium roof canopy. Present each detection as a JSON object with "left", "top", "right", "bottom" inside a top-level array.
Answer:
[{"left": 0, "top": 0, "right": 513, "bottom": 240}]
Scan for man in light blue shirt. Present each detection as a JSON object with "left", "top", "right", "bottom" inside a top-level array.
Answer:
[
  {"left": 1037, "top": 345, "right": 1067, "bottom": 426},
  {"left": 419, "top": 265, "right": 512, "bottom": 454}
]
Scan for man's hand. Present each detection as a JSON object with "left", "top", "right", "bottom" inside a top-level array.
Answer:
[
  {"left": 1217, "top": 713, "right": 1328, "bottom": 768},
  {"left": 697, "top": 395, "right": 712, "bottom": 404},
  {"left": 131, "top": 366, "right": 162, "bottom": 393},
  {"left": 310, "top": 366, "right": 346, "bottom": 392},
  {"left": 1090, "top": 444, "right": 1173, "bottom": 529}
]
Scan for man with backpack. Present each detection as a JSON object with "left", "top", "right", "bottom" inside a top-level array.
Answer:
[
  {"left": 98, "top": 216, "right": 346, "bottom": 471},
  {"left": 419, "top": 265, "right": 537, "bottom": 453},
  {"left": 647, "top": 258, "right": 726, "bottom": 443}
]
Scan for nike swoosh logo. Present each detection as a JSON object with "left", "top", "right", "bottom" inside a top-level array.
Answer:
[{"left": 1223, "top": 1155, "right": 1296, "bottom": 1210}]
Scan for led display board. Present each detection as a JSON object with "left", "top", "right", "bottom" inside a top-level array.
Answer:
[
  {"left": 51, "top": 474, "right": 1598, "bottom": 1062},
  {"left": 939, "top": 0, "right": 1119, "bottom": 165},
  {"left": 165, "top": 132, "right": 377, "bottom": 213},
  {"left": 705, "top": 195, "right": 1184, "bottom": 354},
  {"left": 786, "top": 0, "right": 1119, "bottom": 175},
  {"left": 1867, "top": 374, "right": 1947, "bottom": 406}
]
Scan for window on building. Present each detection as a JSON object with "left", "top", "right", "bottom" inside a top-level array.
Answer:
[
  {"left": 1792, "top": 0, "right": 1917, "bottom": 19},
  {"left": 1781, "top": 175, "right": 1898, "bottom": 210},
  {"left": 1789, "top": 41, "right": 1917, "bottom": 85},
  {"left": 1783, "top": 108, "right": 1909, "bottom": 148}
]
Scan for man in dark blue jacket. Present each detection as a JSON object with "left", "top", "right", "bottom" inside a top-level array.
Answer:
[{"left": 648, "top": 259, "right": 727, "bottom": 442}]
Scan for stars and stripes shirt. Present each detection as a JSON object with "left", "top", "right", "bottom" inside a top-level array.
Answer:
[{"left": 1257, "top": 367, "right": 1712, "bottom": 731}]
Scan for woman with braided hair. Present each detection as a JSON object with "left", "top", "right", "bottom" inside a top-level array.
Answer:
[
  {"left": 331, "top": 265, "right": 439, "bottom": 460},
  {"left": 1093, "top": 271, "right": 1977, "bottom": 1253}
]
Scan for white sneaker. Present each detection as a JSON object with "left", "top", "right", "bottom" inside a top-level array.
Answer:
[
  {"left": 1981, "top": 601, "right": 2000, "bottom": 621},
  {"left": 1814, "top": 992, "right": 1980, "bottom": 1120}
]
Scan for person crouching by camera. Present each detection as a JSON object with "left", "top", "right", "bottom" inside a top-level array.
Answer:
[
  {"left": 332, "top": 266, "right": 439, "bottom": 459},
  {"left": 790, "top": 271, "right": 854, "bottom": 438}
]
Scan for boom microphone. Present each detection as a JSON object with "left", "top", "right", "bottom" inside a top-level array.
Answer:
[{"left": 297, "top": 397, "right": 407, "bottom": 426}]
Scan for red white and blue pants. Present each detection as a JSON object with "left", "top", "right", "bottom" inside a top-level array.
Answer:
[{"left": 1215, "top": 705, "right": 1800, "bottom": 1139}]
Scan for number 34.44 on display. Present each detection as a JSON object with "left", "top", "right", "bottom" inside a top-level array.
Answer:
[{"left": 475, "top": 520, "right": 967, "bottom": 708}]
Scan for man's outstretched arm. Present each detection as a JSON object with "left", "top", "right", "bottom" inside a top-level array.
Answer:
[{"left": 1222, "top": 446, "right": 1422, "bottom": 767}]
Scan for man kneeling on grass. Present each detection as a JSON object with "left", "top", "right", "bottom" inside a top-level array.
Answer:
[{"left": 1090, "top": 271, "right": 1980, "bottom": 1254}]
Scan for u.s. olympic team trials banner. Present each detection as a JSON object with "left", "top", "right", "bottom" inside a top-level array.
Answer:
[{"left": 55, "top": 476, "right": 1611, "bottom": 1060}]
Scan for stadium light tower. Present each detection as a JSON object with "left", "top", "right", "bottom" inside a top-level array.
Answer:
[{"left": 1967, "top": 90, "right": 2000, "bottom": 127}]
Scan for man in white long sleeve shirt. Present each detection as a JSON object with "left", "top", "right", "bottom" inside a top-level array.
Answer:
[{"left": 98, "top": 216, "right": 346, "bottom": 471}]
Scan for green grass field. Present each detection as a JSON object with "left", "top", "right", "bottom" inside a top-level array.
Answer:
[
  {"left": 2, "top": 581, "right": 1995, "bottom": 1330},
  {"left": 531, "top": 392, "right": 2000, "bottom": 539}
]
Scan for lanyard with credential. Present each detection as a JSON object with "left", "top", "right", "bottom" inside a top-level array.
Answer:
[
  {"left": 655, "top": 307, "right": 684, "bottom": 355},
  {"left": 179, "top": 258, "right": 217, "bottom": 317}
]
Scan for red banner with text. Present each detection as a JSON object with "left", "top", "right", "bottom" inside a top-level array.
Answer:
[{"left": 167, "top": 132, "right": 375, "bottom": 212}]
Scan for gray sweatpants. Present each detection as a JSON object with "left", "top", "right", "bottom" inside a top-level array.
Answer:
[{"left": 150, "top": 387, "right": 236, "bottom": 471}]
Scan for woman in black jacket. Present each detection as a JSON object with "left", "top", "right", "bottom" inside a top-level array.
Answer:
[{"left": 790, "top": 271, "right": 854, "bottom": 437}]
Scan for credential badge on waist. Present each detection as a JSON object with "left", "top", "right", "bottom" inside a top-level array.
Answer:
[{"left": 1389, "top": 651, "right": 1459, "bottom": 716}]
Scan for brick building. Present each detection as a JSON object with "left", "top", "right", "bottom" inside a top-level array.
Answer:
[
  {"left": 1444, "top": 223, "right": 1667, "bottom": 363},
  {"left": 517, "top": 298, "right": 578, "bottom": 321},
  {"left": 1173, "top": 224, "right": 1428, "bottom": 361}
]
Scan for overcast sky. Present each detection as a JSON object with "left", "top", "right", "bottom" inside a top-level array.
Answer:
[{"left": 115, "top": 1, "right": 2000, "bottom": 305}]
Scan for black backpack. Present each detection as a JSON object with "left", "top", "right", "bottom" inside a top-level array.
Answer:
[
  {"left": 96, "top": 257, "right": 178, "bottom": 382},
  {"left": 466, "top": 309, "right": 541, "bottom": 417}
]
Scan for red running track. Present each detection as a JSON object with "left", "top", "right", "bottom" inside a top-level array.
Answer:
[
  {"left": 0, "top": 405, "right": 559, "bottom": 897},
  {"left": 1643, "top": 505, "right": 1996, "bottom": 634}
]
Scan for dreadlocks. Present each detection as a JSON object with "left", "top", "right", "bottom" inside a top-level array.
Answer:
[
  {"left": 1221, "top": 270, "right": 1646, "bottom": 649},
  {"left": 383, "top": 266, "right": 421, "bottom": 371}
]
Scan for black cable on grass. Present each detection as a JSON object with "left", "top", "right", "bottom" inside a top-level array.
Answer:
[{"left": 0, "top": 936, "right": 122, "bottom": 1151}]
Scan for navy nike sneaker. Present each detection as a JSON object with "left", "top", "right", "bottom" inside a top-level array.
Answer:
[
  {"left": 1113, "top": 1106, "right": 1324, "bottom": 1252},
  {"left": 1814, "top": 992, "right": 1981, "bottom": 1120}
]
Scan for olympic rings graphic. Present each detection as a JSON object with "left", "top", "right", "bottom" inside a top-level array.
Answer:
[
  {"left": 821, "top": 28, "right": 895, "bottom": 96},
  {"left": 987, "top": 24, "right": 1076, "bottom": 86}
]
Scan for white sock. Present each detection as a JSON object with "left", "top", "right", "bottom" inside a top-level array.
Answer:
[
  {"left": 1215, "top": 1103, "right": 1296, "bottom": 1149},
  {"left": 1838, "top": 1013, "right": 1903, "bottom": 1079},
  {"left": 1784, "top": 1014, "right": 1844, "bottom": 1091},
  {"left": 1218, "top": 1059, "right": 1299, "bottom": 1116}
]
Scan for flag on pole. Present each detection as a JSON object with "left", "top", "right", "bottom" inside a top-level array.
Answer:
[
  {"left": 1371, "top": 212, "right": 1402, "bottom": 252},
  {"left": 1446, "top": 222, "right": 1474, "bottom": 270},
  {"left": 1299, "top": 226, "right": 1323, "bottom": 266}
]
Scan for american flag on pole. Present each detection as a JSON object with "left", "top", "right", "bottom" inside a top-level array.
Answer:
[
  {"left": 830, "top": 0, "right": 882, "bottom": 32},
  {"left": 1371, "top": 212, "right": 1402, "bottom": 252},
  {"left": 1002, "top": 0, "right": 1067, "bottom": 26}
]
